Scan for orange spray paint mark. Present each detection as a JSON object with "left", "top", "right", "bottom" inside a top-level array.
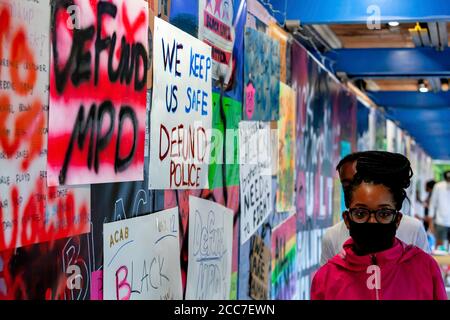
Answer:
[
  {"left": 0, "top": 8, "right": 11, "bottom": 77},
  {"left": 0, "top": 96, "right": 44, "bottom": 164},
  {"left": 10, "top": 29, "right": 37, "bottom": 96}
]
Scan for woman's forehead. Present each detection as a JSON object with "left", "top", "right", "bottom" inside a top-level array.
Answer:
[{"left": 351, "top": 182, "right": 395, "bottom": 206}]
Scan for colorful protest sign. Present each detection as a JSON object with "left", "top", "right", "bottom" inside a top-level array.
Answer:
[
  {"left": 239, "top": 122, "right": 272, "bottom": 245},
  {"left": 243, "top": 27, "right": 280, "bottom": 121},
  {"left": 149, "top": 17, "right": 212, "bottom": 190},
  {"left": 198, "top": 0, "right": 235, "bottom": 87},
  {"left": 277, "top": 82, "right": 296, "bottom": 213},
  {"left": 0, "top": 0, "right": 90, "bottom": 251},
  {"left": 185, "top": 196, "right": 233, "bottom": 300},
  {"left": 103, "top": 208, "right": 183, "bottom": 300},
  {"left": 268, "top": 23, "right": 289, "bottom": 83},
  {"left": 47, "top": 0, "right": 148, "bottom": 186}
]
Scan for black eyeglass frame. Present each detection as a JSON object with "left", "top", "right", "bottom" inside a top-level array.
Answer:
[{"left": 346, "top": 208, "right": 399, "bottom": 224}]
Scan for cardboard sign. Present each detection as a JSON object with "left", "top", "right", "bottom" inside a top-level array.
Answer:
[
  {"left": 149, "top": 18, "right": 212, "bottom": 189},
  {"left": 249, "top": 235, "right": 270, "bottom": 300},
  {"left": 185, "top": 196, "right": 233, "bottom": 300},
  {"left": 239, "top": 122, "right": 272, "bottom": 245},
  {"left": 103, "top": 208, "right": 183, "bottom": 300}
]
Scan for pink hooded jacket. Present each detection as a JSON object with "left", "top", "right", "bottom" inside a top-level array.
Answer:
[{"left": 311, "top": 238, "right": 447, "bottom": 300}]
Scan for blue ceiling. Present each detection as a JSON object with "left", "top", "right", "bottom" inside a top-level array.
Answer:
[
  {"left": 369, "top": 92, "right": 450, "bottom": 159},
  {"left": 263, "top": 0, "right": 450, "bottom": 25},
  {"left": 324, "top": 48, "right": 450, "bottom": 78}
]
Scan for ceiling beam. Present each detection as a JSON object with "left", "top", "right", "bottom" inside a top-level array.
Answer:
[
  {"left": 267, "top": 0, "right": 450, "bottom": 25},
  {"left": 368, "top": 91, "right": 450, "bottom": 108},
  {"left": 325, "top": 48, "right": 450, "bottom": 78}
]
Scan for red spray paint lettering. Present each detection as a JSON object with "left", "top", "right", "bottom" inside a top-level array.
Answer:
[{"left": 115, "top": 265, "right": 131, "bottom": 300}]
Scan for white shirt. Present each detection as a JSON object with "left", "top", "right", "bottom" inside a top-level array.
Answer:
[
  {"left": 429, "top": 181, "right": 450, "bottom": 227},
  {"left": 320, "top": 215, "right": 430, "bottom": 266}
]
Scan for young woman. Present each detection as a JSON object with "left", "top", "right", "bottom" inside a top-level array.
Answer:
[{"left": 311, "top": 152, "right": 447, "bottom": 300}]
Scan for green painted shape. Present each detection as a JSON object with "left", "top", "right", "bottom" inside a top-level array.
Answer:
[
  {"left": 271, "top": 245, "right": 297, "bottom": 284},
  {"left": 230, "top": 272, "right": 238, "bottom": 300},
  {"left": 208, "top": 92, "right": 242, "bottom": 189}
]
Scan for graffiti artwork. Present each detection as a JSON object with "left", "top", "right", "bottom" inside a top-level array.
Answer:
[
  {"left": 0, "top": 0, "right": 90, "bottom": 251},
  {"left": 48, "top": 0, "right": 149, "bottom": 186}
]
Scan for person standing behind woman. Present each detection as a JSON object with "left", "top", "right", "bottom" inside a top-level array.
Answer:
[{"left": 311, "top": 152, "right": 446, "bottom": 300}]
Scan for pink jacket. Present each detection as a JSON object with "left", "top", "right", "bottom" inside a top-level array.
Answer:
[{"left": 311, "top": 238, "right": 447, "bottom": 300}]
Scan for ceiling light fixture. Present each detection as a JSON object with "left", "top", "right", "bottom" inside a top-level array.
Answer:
[
  {"left": 441, "top": 79, "right": 449, "bottom": 92},
  {"left": 388, "top": 21, "right": 400, "bottom": 27},
  {"left": 418, "top": 79, "right": 429, "bottom": 93}
]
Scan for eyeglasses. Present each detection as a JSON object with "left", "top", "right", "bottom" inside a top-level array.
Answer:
[{"left": 347, "top": 208, "right": 398, "bottom": 224}]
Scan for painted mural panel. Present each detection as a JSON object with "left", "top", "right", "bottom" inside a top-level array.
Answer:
[
  {"left": 292, "top": 42, "right": 335, "bottom": 229},
  {"left": 335, "top": 89, "right": 357, "bottom": 152},
  {"left": 276, "top": 82, "right": 296, "bottom": 213},
  {"left": 386, "top": 119, "right": 397, "bottom": 153},
  {"left": 374, "top": 109, "right": 387, "bottom": 151},
  {"left": 268, "top": 22, "right": 289, "bottom": 83},
  {"left": 291, "top": 41, "right": 357, "bottom": 299},
  {"left": 271, "top": 214, "right": 297, "bottom": 300},
  {"left": 357, "top": 101, "right": 371, "bottom": 151},
  {"left": 243, "top": 27, "right": 280, "bottom": 121}
]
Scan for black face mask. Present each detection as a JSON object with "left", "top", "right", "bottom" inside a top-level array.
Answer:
[{"left": 348, "top": 219, "right": 397, "bottom": 256}]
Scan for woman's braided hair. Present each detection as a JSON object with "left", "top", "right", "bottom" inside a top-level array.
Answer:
[{"left": 344, "top": 151, "right": 413, "bottom": 211}]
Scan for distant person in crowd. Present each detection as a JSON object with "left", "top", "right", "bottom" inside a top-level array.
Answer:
[
  {"left": 320, "top": 151, "right": 430, "bottom": 266},
  {"left": 416, "top": 180, "right": 436, "bottom": 232},
  {"left": 429, "top": 171, "right": 450, "bottom": 247},
  {"left": 311, "top": 152, "right": 447, "bottom": 300}
]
